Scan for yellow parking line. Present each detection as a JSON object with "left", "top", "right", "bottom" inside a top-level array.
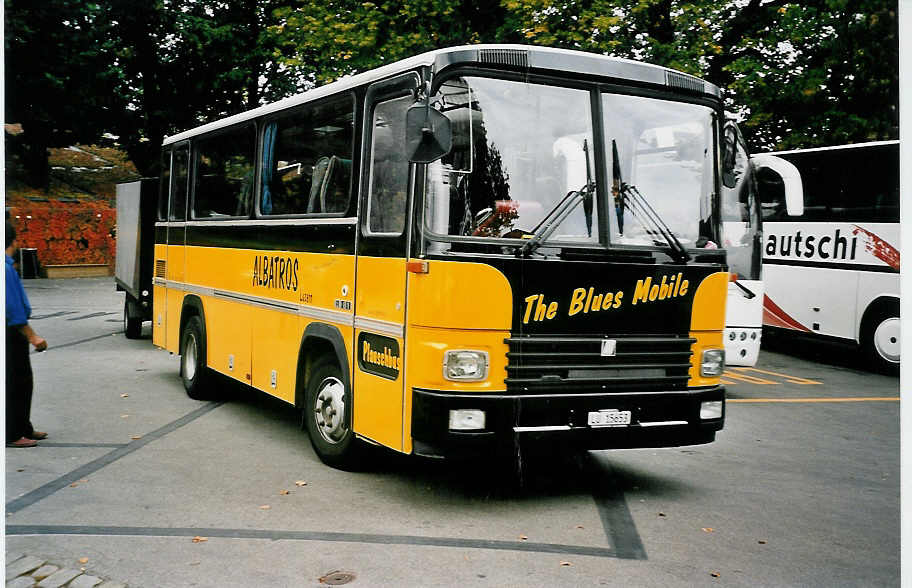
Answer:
[
  {"left": 719, "top": 377, "right": 738, "bottom": 386},
  {"left": 728, "top": 397, "right": 899, "bottom": 403},
  {"left": 729, "top": 367, "right": 822, "bottom": 385},
  {"left": 722, "top": 371, "right": 778, "bottom": 385}
]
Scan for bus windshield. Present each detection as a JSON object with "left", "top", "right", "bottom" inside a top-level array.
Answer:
[
  {"left": 424, "top": 76, "right": 597, "bottom": 244},
  {"left": 604, "top": 93, "right": 717, "bottom": 249},
  {"left": 423, "top": 76, "right": 719, "bottom": 252}
]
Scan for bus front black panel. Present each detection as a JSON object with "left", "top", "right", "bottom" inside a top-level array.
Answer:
[{"left": 411, "top": 386, "right": 724, "bottom": 458}]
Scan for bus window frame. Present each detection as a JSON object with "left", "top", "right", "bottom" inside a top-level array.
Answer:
[
  {"left": 189, "top": 122, "right": 258, "bottom": 222},
  {"left": 361, "top": 72, "right": 421, "bottom": 239},
  {"left": 158, "top": 148, "right": 171, "bottom": 221},
  {"left": 169, "top": 141, "right": 191, "bottom": 222},
  {"left": 256, "top": 92, "right": 358, "bottom": 220}
]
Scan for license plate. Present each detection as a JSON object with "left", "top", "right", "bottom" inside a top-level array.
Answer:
[{"left": 588, "top": 409, "right": 632, "bottom": 428}]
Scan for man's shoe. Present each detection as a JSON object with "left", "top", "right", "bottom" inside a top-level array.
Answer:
[
  {"left": 7, "top": 437, "right": 37, "bottom": 448},
  {"left": 28, "top": 431, "right": 48, "bottom": 440}
]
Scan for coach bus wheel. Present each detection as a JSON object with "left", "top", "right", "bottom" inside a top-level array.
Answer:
[
  {"left": 180, "top": 315, "right": 214, "bottom": 399},
  {"left": 305, "top": 358, "right": 360, "bottom": 469},
  {"left": 124, "top": 298, "right": 142, "bottom": 339},
  {"left": 862, "top": 305, "right": 900, "bottom": 374}
]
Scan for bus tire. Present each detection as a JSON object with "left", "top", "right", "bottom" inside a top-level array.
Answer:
[
  {"left": 861, "top": 302, "right": 900, "bottom": 374},
  {"left": 180, "top": 315, "right": 215, "bottom": 399},
  {"left": 124, "top": 297, "right": 142, "bottom": 339},
  {"left": 304, "top": 357, "right": 360, "bottom": 469}
]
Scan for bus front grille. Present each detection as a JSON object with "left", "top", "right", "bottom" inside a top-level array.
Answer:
[{"left": 504, "top": 336, "right": 695, "bottom": 393}]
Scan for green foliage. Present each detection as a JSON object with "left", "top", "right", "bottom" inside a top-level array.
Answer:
[{"left": 5, "top": 0, "right": 897, "bottom": 188}]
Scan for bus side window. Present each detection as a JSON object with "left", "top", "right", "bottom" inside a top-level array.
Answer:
[
  {"left": 192, "top": 125, "right": 256, "bottom": 219},
  {"left": 260, "top": 95, "right": 354, "bottom": 216},
  {"left": 159, "top": 149, "right": 171, "bottom": 221},
  {"left": 169, "top": 145, "right": 189, "bottom": 221},
  {"left": 367, "top": 95, "right": 411, "bottom": 234}
]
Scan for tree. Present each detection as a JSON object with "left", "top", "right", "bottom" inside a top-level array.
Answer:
[
  {"left": 5, "top": 0, "right": 126, "bottom": 188},
  {"left": 494, "top": 0, "right": 897, "bottom": 150},
  {"left": 103, "top": 0, "right": 295, "bottom": 177}
]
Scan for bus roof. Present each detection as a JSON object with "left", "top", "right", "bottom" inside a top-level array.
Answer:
[
  {"left": 761, "top": 139, "right": 899, "bottom": 157},
  {"left": 163, "top": 44, "right": 720, "bottom": 146}
]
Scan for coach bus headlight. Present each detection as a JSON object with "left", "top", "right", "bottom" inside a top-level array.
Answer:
[
  {"left": 700, "top": 349, "right": 725, "bottom": 377},
  {"left": 443, "top": 350, "right": 489, "bottom": 381},
  {"left": 700, "top": 401, "right": 723, "bottom": 420},
  {"left": 449, "top": 409, "right": 486, "bottom": 431}
]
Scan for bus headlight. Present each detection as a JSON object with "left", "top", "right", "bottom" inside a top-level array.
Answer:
[
  {"left": 443, "top": 350, "right": 489, "bottom": 381},
  {"left": 701, "top": 349, "right": 725, "bottom": 377}
]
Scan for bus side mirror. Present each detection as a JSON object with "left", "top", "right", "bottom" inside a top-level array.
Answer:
[
  {"left": 406, "top": 102, "right": 452, "bottom": 164},
  {"left": 752, "top": 154, "right": 804, "bottom": 217}
]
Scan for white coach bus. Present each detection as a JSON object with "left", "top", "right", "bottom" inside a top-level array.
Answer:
[{"left": 758, "top": 140, "right": 900, "bottom": 372}]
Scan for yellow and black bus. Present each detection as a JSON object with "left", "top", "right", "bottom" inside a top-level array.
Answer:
[{"left": 153, "top": 45, "right": 729, "bottom": 469}]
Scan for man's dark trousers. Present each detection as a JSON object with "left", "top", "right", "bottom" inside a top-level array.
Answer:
[{"left": 6, "top": 327, "right": 35, "bottom": 442}]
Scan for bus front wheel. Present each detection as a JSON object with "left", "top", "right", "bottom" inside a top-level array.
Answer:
[
  {"left": 305, "top": 358, "right": 360, "bottom": 469},
  {"left": 862, "top": 304, "right": 900, "bottom": 374},
  {"left": 180, "top": 315, "right": 215, "bottom": 399}
]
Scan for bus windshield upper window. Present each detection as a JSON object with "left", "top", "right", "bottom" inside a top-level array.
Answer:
[
  {"left": 425, "top": 77, "right": 596, "bottom": 243},
  {"left": 261, "top": 97, "right": 354, "bottom": 216},
  {"left": 192, "top": 125, "right": 255, "bottom": 219},
  {"left": 603, "top": 94, "right": 716, "bottom": 248}
]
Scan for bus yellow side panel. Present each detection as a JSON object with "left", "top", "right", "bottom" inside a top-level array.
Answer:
[
  {"left": 152, "top": 243, "right": 167, "bottom": 349},
  {"left": 690, "top": 271, "right": 729, "bottom": 331},
  {"left": 401, "top": 260, "right": 513, "bottom": 454},
  {"left": 165, "top": 287, "right": 184, "bottom": 353},
  {"left": 251, "top": 308, "right": 300, "bottom": 403},
  {"left": 353, "top": 256, "right": 406, "bottom": 451},
  {"left": 408, "top": 260, "right": 513, "bottom": 330},
  {"left": 205, "top": 295, "right": 253, "bottom": 385},
  {"left": 688, "top": 271, "right": 728, "bottom": 387},
  {"left": 165, "top": 243, "right": 187, "bottom": 353}
]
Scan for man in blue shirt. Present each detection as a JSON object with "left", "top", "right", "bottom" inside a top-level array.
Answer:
[{"left": 6, "top": 221, "right": 48, "bottom": 447}]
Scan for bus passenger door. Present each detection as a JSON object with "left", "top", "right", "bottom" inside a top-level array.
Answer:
[{"left": 353, "top": 74, "right": 418, "bottom": 451}]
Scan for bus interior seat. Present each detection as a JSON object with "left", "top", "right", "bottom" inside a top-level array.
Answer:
[
  {"left": 307, "top": 157, "right": 332, "bottom": 213},
  {"left": 308, "top": 156, "right": 352, "bottom": 214}
]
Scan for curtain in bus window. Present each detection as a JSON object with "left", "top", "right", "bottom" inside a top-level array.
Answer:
[
  {"left": 193, "top": 125, "right": 255, "bottom": 219},
  {"left": 368, "top": 95, "right": 411, "bottom": 234},
  {"left": 262, "top": 96, "right": 354, "bottom": 216},
  {"left": 261, "top": 122, "right": 278, "bottom": 215}
]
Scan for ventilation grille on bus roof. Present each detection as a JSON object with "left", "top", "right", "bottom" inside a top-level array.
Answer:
[
  {"left": 665, "top": 71, "right": 705, "bottom": 94},
  {"left": 479, "top": 48, "right": 529, "bottom": 69}
]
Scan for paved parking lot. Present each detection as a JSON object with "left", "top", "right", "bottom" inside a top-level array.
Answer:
[{"left": 5, "top": 278, "right": 900, "bottom": 587}]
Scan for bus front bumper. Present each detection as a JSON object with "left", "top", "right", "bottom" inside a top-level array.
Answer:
[{"left": 411, "top": 386, "right": 725, "bottom": 459}]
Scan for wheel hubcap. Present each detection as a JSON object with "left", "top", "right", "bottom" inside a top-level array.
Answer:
[
  {"left": 183, "top": 334, "right": 198, "bottom": 380},
  {"left": 873, "top": 317, "right": 900, "bottom": 363},
  {"left": 314, "top": 377, "right": 347, "bottom": 444}
]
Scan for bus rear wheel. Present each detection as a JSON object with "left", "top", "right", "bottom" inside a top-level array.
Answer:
[
  {"left": 180, "top": 315, "right": 215, "bottom": 399},
  {"left": 862, "top": 305, "right": 900, "bottom": 374},
  {"left": 304, "top": 358, "right": 361, "bottom": 469},
  {"left": 124, "top": 297, "right": 142, "bottom": 339}
]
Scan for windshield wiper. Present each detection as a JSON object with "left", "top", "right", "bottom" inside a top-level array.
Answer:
[
  {"left": 517, "top": 181, "right": 594, "bottom": 256},
  {"left": 518, "top": 139, "right": 595, "bottom": 257},
  {"left": 612, "top": 140, "right": 691, "bottom": 263}
]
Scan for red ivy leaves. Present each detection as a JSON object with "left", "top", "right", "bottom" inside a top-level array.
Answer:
[{"left": 8, "top": 203, "right": 116, "bottom": 267}]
